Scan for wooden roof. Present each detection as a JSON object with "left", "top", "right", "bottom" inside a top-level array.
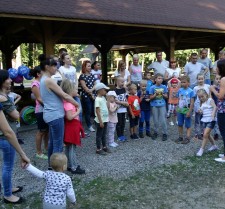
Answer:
[{"left": 1, "top": 0, "right": 225, "bottom": 32}]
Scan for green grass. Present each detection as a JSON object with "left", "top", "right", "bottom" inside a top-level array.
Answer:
[{"left": 1, "top": 151, "right": 225, "bottom": 209}]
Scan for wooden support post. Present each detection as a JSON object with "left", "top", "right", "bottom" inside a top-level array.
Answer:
[
  {"left": 42, "top": 22, "right": 55, "bottom": 56},
  {"left": 169, "top": 31, "right": 175, "bottom": 60},
  {"left": 2, "top": 50, "right": 13, "bottom": 69}
]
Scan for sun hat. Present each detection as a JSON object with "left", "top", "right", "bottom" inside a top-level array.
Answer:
[
  {"left": 107, "top": 91, "right": 117, "bottom": 97},
  {"left": 95, "top": 82, "right": 110, "bottom": 91}
]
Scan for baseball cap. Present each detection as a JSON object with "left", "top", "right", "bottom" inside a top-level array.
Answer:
[
  {"left": 95, "top": 82, "right": 110, "bottom": 91},
  {"left": 171, "top": 78, "right": 179, "bottom": 84},
  {"left": 107, "top": 91, "right": 117, "bottom": 97}
]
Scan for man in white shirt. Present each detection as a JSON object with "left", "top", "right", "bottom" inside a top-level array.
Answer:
[
  {"left": 184, "top": 53, "right": 209, "bottom": 89},
  {"left": 148, "top": 51, "right": 169, "bottom": 77},
  {"left": 197, "top": 48, "right": 213, "bottom": 85}
]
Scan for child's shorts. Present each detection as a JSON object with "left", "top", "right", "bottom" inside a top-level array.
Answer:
[
  {"left": 168, "top": 104, "right": 177, "bottom": 114},
  {"left": 36, "top": 112, "right": 49, "bottom": 132},
  {"left": 177, "top": 113, "right": 191, "bottom": 128},
  {"left": 201, "top": 121, "right": 216, "bottom": 129},
  {"left": 129, "top": 115, "right": 139, "bottom": 128}
]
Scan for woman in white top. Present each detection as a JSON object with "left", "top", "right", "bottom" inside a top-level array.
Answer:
[
  {"left": 114, "top": 60, "right": 131, "bottom": 88},
  {"left": 129, "top": 54, "right": 142, "bottom": 87},
  {"left": 164, "top": 59, "right": 181, "bottom": 81},
  {"left": 58, "top": 53, "right": 78, "bottom": 88}
]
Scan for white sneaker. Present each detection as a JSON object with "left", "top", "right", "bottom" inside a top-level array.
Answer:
[
  {"left": 109, "top": 143, "right": 117, "bottom": 148},
  {"left": 196, "top": 148, "right": 204, "bottom": 157},
  {"left": 219, "top": 154, "right": 224, "bottom": 158},
  {"left": 89, "top": 126, "right": 95, "bottom": 132},
  {"left": 215, "top": 158, "right": 225, "bottom": 162},
  {"left": 208, "top": 145, "right": 219, "bottom": 151},
  {"left": 112, "top": 142, "right": 119, "bottom": 147},
  {"left": 169, "top": 121, "right": 174, "bottom": 126}
]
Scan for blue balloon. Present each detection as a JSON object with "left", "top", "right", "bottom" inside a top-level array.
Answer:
[
  {"left": 8, "top": 68, "right": 18, "bottom": 79},
  {"left": 24, "top": 71, "right": 33, "bottom": 80},
  {"left": 18, "top": 65, "right": 29, "bottom": 76}
]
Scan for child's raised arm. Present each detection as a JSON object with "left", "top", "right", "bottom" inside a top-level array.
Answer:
[{"left": 26, "top": 164, "right": 45, "bottom": 179}]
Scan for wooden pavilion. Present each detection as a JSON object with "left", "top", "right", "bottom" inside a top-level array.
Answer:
[{"left": 1, "top": 0, "right": 225, "bottom": 83}]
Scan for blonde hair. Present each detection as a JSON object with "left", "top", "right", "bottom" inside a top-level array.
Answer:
[
  {"left": 133, "top": 54, "right": 139, "bottom": 60},
  {"left": 50, "top": 153, "right": 67, "bottom": 172},
  {"left": 60, "top": 79, "right": 75, "bottom": 95},
  {"left": 129, "top": 83, "right": 137, "bottom": 91}
]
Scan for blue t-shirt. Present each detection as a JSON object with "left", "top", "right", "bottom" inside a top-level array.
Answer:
[
  {"left": 137, "top": 90, "right": 150, "bottom": 110},
  {"left": 146, "top": 80, "right": 153, "bottom": 92},
  {"left": 177, "top": 87, "right": 195, "bottom": 114},
  {"left": 149, "top": 84, "right": 168, "bottom": 107}
]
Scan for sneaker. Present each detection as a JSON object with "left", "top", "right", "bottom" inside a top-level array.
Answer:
[
  {"left": 219, "top": 154, "right": 224, "bottom": 158},
  {"left": 133, "top": 133, "right": 139, "bottom": 140},
  {"left": 162, "top": 134, "right": 168, "bottom": 141},
  {"left": 71, "top": 166, "right": 85, "bottom": 175},
  {"left": 103, "top": 147, "right": 111, "bottom": 153},
  {"left": 109, "top": 143, "right": 117, "bottom": 148},
  {"left": 196, "top": 148, "right": 204, "bottom": 157},
  {"left": 152, "top": 132, "right": 158, "bottom": 140},
  {"left": 208, "top": 145, "right": 219, "bottom": 151},
  {"left": 181, "top": 138, "right": 190, "bottom": 144},
  {"left": 84, "top": 131, "right": 90, "bottom": 137},
  {"left": 96, "top": 150, "right": 107, "bottom": 155},
  {"left": 215, "top": 158, "right": 225, "bottom": 163},
  {"left": 169, "top": 121, "right": 174, "bottom": 126},
  {"left": 146, "top": 132, "right": 152, "bottom": 137},
  {"left": 175, "top": 137, "right": 183, "bottom": 144},
  {"left": 139, "top": 132, "right": 144, "bottom": 138},
  {"left": 118, "top": 136, "right": 125, "bottom": 142},
  {"left": 112, "top": 142, "right": 119, "bottom": 147},
  {"left": 89, "top": 126, "right": 95, "bottom": 132},
  {"left": 36, "top": 153, "right": 48, "bottom": 160}
]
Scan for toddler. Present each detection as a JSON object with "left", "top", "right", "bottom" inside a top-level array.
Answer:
[{"left": 26, "top": 153, "right": 76, "bottom": 209}]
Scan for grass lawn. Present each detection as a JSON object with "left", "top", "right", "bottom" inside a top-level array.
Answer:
[{"left": 2, "top": 150, "right": 225, "bottom": 209}]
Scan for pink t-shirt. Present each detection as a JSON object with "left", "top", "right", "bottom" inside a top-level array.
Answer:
[
  {"left": 63, "top": 101, "right": 79, "bottom": 120},
  {"left": 108, "top": 102, "right": 118, "bottom": 123},
  {"left": 31, "top": 80, "right": 43, "bottom": 113}
]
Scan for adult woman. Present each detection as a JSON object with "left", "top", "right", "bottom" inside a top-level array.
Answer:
[
  {"left": 0, "top": 70, "right": 30, "bottom": 204},
  {"left": 40, "top": 57, "right": 79, "bottom": 165},
  {"left": 164, "top": 59, "right": 181, "bottom": 81},
  {"left": 114, "top": 60, "right": 131, "bottom": 88},
  {"left": 211, "top": 60, "right": 225, "bottom": 162},
  {"left": 79, "top": 60, "right": 96, "bottom": 132},
  {"left": 91, "top": 61, "right": 102, "bottom": 84},
  {"left": 30, "top": 66, "right": 48, "bottom": 159},
  {"left": 129, "top": 54, "right": 142, "bottom": 87}
]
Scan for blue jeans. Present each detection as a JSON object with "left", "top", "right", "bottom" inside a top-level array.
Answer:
[
  {"left": 74, "top": 96, "right": 82, "bottom": 123},
  {"left": 0, "top": 138, "right": 16, "bottom": 197},
  {"left": 139, "top": 110, "right": 150, "bottom": 133},
  {"left": 82, "top": 96, "right": 94, "bottom": 128},
  {"left": 47, "top": 118, "right": 64, "bottom": 163}
]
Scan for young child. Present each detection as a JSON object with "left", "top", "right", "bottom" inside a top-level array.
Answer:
[
  {"left": 137, "top": 80, "right": 151, "bottom": 138},
  {"left": 145, "top": 71, "right": 154, "bottom": 92},
  {"left": 115, "top": 76, "right": 129, "bottom": 142},
  {"left": 149, "top": 73, "right": 168, "bottom": 141},
  {"left": 193, "top": 73, "right": 211, "bottom": 140},
  {"left": 175, "top": 76, "right": 195, "bottom": 144},
  {"left": 107, "top": 91, "right": 119, "bottom": 147},
  {"left": 26, "top": 153, "right": 76, "bottom": 209},
  {"left": 61, "top": 79, "right": 85, "bottom": 174},
  {"left": 211, "top": 74, "right": 221, "bottom": 140},
  {"left": 167, "top": 78, "right": 181, "bottom": 126},
  {"left": 94, "top": 82, "right": 110, "bottom": 155},
  {"left": 128, "top": 84, "right": 141, "bottom": 139},
  {"left": 196, "top": 89, "right": 218, "bottom": 156}
]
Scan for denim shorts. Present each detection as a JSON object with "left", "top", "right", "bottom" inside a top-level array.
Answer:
[
  {"left": 36, "top": 112, "right": 49, "bottom": 132},
  {"left": 177, "top": 113, "right": 192, "bottom": 128},
  {"left": 129, "top": 115, "right": 139, "bottom": 128},
  {"left": 202, "top": 121, "right": 216, "bottom": 129}
]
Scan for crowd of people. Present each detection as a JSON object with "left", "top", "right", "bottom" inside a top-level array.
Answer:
[{"left": 0, "top": 48, "right": 225, "bottom": 208}]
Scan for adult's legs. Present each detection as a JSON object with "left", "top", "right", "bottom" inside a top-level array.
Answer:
[{"left": 82, "top": 97, "right": 93, "bottom": 128}]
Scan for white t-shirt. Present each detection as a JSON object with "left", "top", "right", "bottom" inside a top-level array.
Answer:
[
  {"left": 184, "top": 62, "right": 206, "bottom": 87},
  {"left": 165, "top": 68, "right": 181, "bottom": 79},
  {"left": 148, "top": 60, "right": 169, "bottom": 75},
  {"left": 114, "top": 69, "right": 130, "bottom": 84},
  {"left": 197, "top": 58, "right": 213, "bottom": 80},
  {"left": 26, "top": 164, "right": 76, "bottom": 207},
  {"left": 51, "top": 71, "right": 62, "bottom": 84},
  {"left": 58, "top": 66, "right": 77, "bottom": 85},
  {"left": 91, "top": 69, "right": 102, "bottom": 84}
]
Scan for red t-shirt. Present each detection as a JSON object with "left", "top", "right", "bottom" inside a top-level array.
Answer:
[{"left": 128, "top": 95, "right": 141, "bottom": 116}]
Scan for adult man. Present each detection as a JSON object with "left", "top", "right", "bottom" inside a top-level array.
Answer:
[
  {"left": 213, "top": 50, "right": 225, "bottom": 73},
  {"left": 197, "top": 49, "right": 213, "bottom": 84},
  {"left": 184, "top": 53, "right": 208, "bottom": 89},
  {"left": 148, "top": 51, "right": 169, "bottom": 76}
]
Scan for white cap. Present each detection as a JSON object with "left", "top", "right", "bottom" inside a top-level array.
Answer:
[
  {"left": 95, "top": 82, "right": 110, "bottom": 91},
  {"left": 107, "top": 91, "right": 117, "bottom": 97}
]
